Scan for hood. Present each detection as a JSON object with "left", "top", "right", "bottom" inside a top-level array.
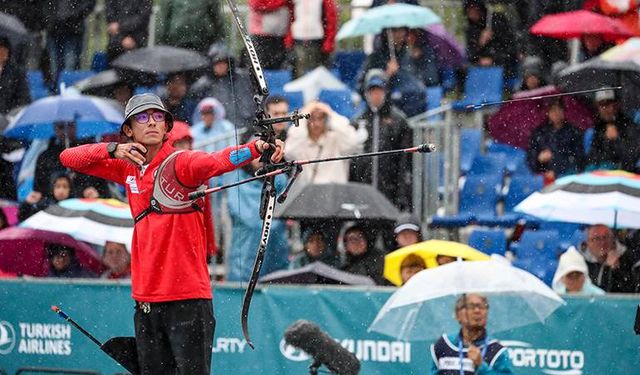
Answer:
[{"left": 552, "top": 246, "right": 589, "bottom": 291}]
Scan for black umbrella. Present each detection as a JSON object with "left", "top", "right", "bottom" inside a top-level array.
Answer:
[
  {"left": 260, "top": 261, "right": 376, "bottom": 285},
  {"left": 112, "top": 45, "right": 209, "bottom": 76},
  {"left": 74, "top": 69, "right": 124, "bottom": 96},
  {"left": 274, "top": 182, "right": 401, "bottom": 221},
  {"left": 557, "top": 56, "right": 640, "bottom": 114},
  {"left": 0, "top": 12, "right": 28, "bottom": 47}
]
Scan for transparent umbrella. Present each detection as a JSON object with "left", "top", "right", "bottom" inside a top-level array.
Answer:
[{"left": 368, "top": 257, "right": 564, "bottom": 341}]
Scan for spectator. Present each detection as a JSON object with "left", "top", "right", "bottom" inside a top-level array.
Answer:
[
  {"left": 552, "top": 246, "right": 605, "bottom": 295},
  {"left": 290, "top": 228, "right": 339, "bottom": 269},
  {"left": 0, "top": 36, "right": 30, "bottom": 114},
  {"left": 190, "top": 43, "right": 254, "bottom": 128},
  {"left": 340, "top": 224, "right": 385, "bottom": 285},
  {"left": 519, "top": 55, "right": 546, "bottom": 92},
  {"left": 226, "top": 135, "right": 289, "bottom": 282},
  {"left": 436, "top": 255, "right": 456, "bottom": 265},
  {"left": 285, "top": 101, "right": 365, "bottom": 186},
  {"left": 290, "top": 0, "right": 338, "bottom": 77},
  {"left": 350, "top": 72, "right": 413, "bottom": 211},
  {"left": 527, "top": 99, "right": 584, "bottom": 181},
  {"left": 44, "top": 0, "right": 96, "bottom": 83},
  {"left": 161, "top": 73, "right": 196, "bottom": 123},
  {"left": 101, "top": 240, "right": 131, "bottom": 279},
  {"left": 393, "top": 213, "right": 422, "bottom": 249},
  {"left": 463, "top": 0, "right": 517, "bottom": 79},
  {"left": 580, "top": 34, "right": 614, "bottom": 62},
  {"left": 105, "top": 0, "right": 152, "bottom": 62},
  {"left": 430, "top": 294, "right": 514, "bottom": 374},
  {"left": 586, "top": 89, "right": 639, "bottom": 172},
  {"left": 18, "top": 173, "right": 72, "bottom": 221},
  {"left": 156, "top": 0, "right": 225, "bottom": 53},
  {"left": 248, "top": 0, "right": 293, "bottom": 70},
  {"left": 0, "top": 135, "right": 24, "bottom": 201},
  {"left": 266, "top": 95, "right": 290, "bottom": 141},
  {"left": 33, "top": 121, "right": 110, "bottom": 198},
  {"left": 579, "top": 224, "right": 640, "bottom": 293},
  {"left": 0, "top": 0, "right": 47, "bottom": 70},
  {"left": 399, "top": 253, "right": 425, "bottom": 285},
  {"left": 191, "top": 98, "right": 235, "bottom": 153},
  {"left": 46, "top": 243, "right": 96, "bottom": 278},
  {"left": 360, "top": 27, "right": 439, "bottom": 95}
]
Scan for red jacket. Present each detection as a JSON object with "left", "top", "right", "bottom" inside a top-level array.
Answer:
[{"left": 60, "top": 141, "right": 260, "bottom": 302}]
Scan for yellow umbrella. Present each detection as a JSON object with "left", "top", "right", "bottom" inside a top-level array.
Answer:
[{"left": 384, "top": 240, "right": 490, "bottom": 286}]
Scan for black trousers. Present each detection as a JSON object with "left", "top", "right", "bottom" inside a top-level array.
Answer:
[{"left": 134, "top": 299, "right": 215, "bottom": 375}]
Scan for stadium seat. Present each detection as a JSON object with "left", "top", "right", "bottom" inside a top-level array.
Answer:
[
  {"left": 264, "top": 69, "right": 292, "bottom": 93},
  {"left": 425, "top": 85, "right": 444, "bottom": 121},
  {"left": 512, "top": 257, "right": 558, "bottom": 286},
  {"left": 460, "top": 128, "right": 482, "bottom": 175},
  {"left": 430, "top": 173, "right": 503, "bottom": 228},
  {"left": 510, "top": 230, "right": 560, "bottom": 260},
  {"left": 59, "top": 70, "right": 96, "bottom": 88},
  {"left": 538, "top": 221, "right": 584, "bottom": 252},
  {"left": 333, "top": 50, "right": 367, "bottom": 90},
  {"left": 486, "top": 142, "right": 529, "bottom": 175},
  {"left": 504, "top": 174, "right": 544, "bottom": 213},
  {"left": 439, "top": 67, "right": 457, "bottom": 92},
  {"left": 318, "top": 89, "right": 357, "bottom": 119},
  {"left": 282, "top": 91, "right": 304, "bottom": 111},
  {"left": 26, "top": 70, "right": 50, "bottom": 100},
  {"left": 467, "top": 153, "right": 507, "bottom": 176},
  {"left": 453, "top": 66, "right": 504, "bottom": 111},
  {"left": 91, "top": 51, "right": 109, "bottom": 72},
  {"left": 468, "top": 229, "right": 507, "bottom": 256}
]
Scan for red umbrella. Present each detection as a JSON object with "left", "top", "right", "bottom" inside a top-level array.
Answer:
[
  {"left": 530, "top": 10, "right": 635, "bottom": 41},
  {"left": 0, "top": 227, "right": 104, "bottom": 276},
  {"left": 487, "top": 86, "right": 595, "bottom": 149}
]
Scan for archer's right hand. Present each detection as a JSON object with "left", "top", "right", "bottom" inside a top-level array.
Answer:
[{"left": 113, "top": 143, "right": 148, "bottom": 167}]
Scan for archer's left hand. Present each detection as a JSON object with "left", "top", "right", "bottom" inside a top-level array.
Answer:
[{"left": 256, "top": 139, "right": 285, "bottom": 163}]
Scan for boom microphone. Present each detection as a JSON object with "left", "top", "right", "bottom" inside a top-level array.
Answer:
[{"left": 284, "top": 320, "right": 360, "bottom": 375}]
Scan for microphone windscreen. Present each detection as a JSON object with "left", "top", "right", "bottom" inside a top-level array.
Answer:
[{"left": 284, "top": 320, "right": 360, "bottom": 375}]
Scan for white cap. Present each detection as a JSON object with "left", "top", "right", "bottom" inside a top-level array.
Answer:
[{"left": 595, "top": 89, "right": 616, "bottom": 102}]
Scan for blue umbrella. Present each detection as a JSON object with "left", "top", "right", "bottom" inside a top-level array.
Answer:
[
  {"left": 337, "top": 3, "right": 441, "bottom": 40},
  {"left": 4, "top": 93, "right": 124, "bottom": 140}
]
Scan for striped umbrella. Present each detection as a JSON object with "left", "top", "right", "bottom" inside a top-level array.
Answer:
[
  {"left": 515, "top": 170, "right": 640, "bottom": 228},
  {"left": 21, "top": 198, "right": 133, "bottom": 250}
]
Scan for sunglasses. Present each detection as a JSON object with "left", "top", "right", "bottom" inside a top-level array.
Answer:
[{"left": 133, "top": 111, "right": 166, "bottom": 124}]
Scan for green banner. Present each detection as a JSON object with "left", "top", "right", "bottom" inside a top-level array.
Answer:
[{"left": 0, "top": 279, "right": 638, "bottom": 374}]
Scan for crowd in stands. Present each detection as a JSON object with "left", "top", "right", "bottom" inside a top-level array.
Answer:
[{"left": 0, "top": 0, "right": 639, "bottom": 293}]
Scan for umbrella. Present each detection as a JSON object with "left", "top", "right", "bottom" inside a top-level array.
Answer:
[
  {"left": 274, "top": 182, "right": 401, "bottom": 222},
  {"left": 260, "top": 261, "right": 376, "bottom": 285},
  {"left": 21, "top": 198, "right": 134, "bottom": 250},
  {"left": 337, "top": 3, "right": 441, "bottom": 40},
  {"left": 0, "top": 12, "right": 28, "bottom": 47},
  {"left": 3, "top": 92, "right": 124, "bottom": 140},
  {"left": 530, "top": 10, "right": 635, "bottom": 41},
  {"left": 384, "top": 240, "right": 490, "bottom": 286},
  {"left": 515, "top": 170, "right": 640, "bottom": 229},
  {"left": 0, "top": 199, "right": 19, "bottom": 227},
  {"left": 0, "top": 227, "right": 103, "bottom": 277},
  {"left": 557, "top": 37, "right": 640, "bottom": 114},
  {"left": 283, "top": 66, "right": 350, "bottom": 104},
  {"left": 73, "top": 69, "right": 124, "bottom": 96},
  {"left": 368, "top": 257, "right": 565, "bottom": 341},
  {"left": 424, "top": 23, "right": 465, "bottom": 69},
  {"left": 111, "top": 45, "right": 209, "bottom": 76},
  {"left": 487, "top": 85, "right": 595, "bottom": 149}
]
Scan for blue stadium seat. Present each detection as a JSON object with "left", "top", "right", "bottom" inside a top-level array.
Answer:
[
  {"left": 264, "top": 69, "right": 293, "bottom": 93},
  {"left": 460, "top": 128, "right": 482, "bottom": 175},
  {"left": 467, "top": 153, "right": 507, "bottom": 176},
  {"left": 510, "top": 230, "right": 560, "bottom": 260},
  {"left": 538, "top": 221, "right": 584, "bottom": 253},
  {"left": 504, "top": 174, "right": 544, "bottom": 213},
  {"left": 513, "top": 257, "right": 558, "bottom": 286},
  {"left": 333, "top": 51, "right": 367, "bottom": 90},
  {"left": 26, "top": 70, "right": 50, "bottom": 100},
  {"left": 282, "top": 91, "right": 304, "bottom": 111},
  {"left": 583, "top": 127, "right": 594, "bottom": 155},
  {"left": 91, "top": 51, "right": 109, "bottom": 72},
  {"left": 453, "top": 66, "right": 504, "bottom": 111},
  {"left": 486, "top": 142, "right": 529, "bottom": 175},
  {"left": 430, "top": 173, "right": 503, "bottom": 228},
  {"left": 425, "top": 85, "right": 444, "bottom": 121},
  {"left": 59, "top": 70, "right": 96, "bottom": 88},
  {"left": 468, "top": 229, "right": 507, "bottom": 256},
  {"left": 439, "top": 67, "right": 457, "bottom": 92},
  {"left": 318, "top": 89, "right": 356, "bottom": 119}
]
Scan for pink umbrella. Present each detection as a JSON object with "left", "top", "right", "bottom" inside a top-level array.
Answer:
[
  {"left": 487, "top": 86, "right": 595, "bottom": 149},
  {"left": 0, "top": 227, "right": 104, "bottom": 276},
  {"left": 530, "top": 10, "right": 635, "bottom": 41},
  {"left": 0, "top": 199, "right": 19, "bottom": 227}
]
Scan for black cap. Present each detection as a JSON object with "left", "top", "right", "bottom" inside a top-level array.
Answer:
[{"left": 121, "top": 93, "right": 174, "bottom": 134}]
